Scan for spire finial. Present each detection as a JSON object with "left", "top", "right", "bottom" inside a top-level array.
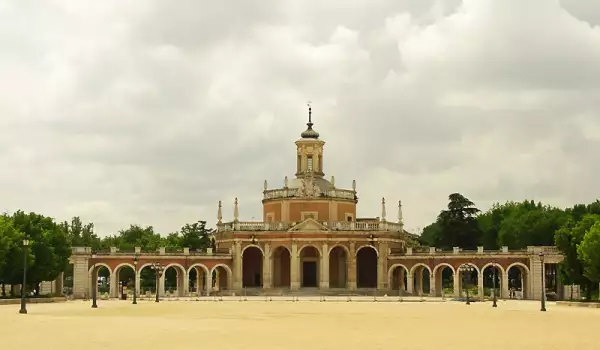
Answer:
[
  {"left": 381, "top": 197, "right": 386, "bottom": 222},
  {"left": 300, "top": 102, "right": 319, "bottom": 139},
  {"left": 217, "top": 200, "right": 223, "bottom": 224},
  {"left": 398, "top": 200, "right": 403, "bottom": 224},
  {"left": 234, "top": 197, "right": 239, "bottom": 222}
]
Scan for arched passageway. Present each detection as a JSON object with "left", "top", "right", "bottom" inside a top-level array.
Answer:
[
  {"left": 242, "top": 246, "right": 263, "bottom": 287},
  {"left": 188, "top": 265, "right": 209, "bottom": 296},
  {"left": 138, "top": 265, "right": 158, "bottom": 296},
  {"left": 89, "top": 265, "right": 111, "bottom": 298},
  {"left": 212, "top": 265, "right": 231, "bottom": 292},
  {"left": 114, "top": 264, "right": 135, "bottom": 299},
  {"left": 299, "top": 246, "right": 320, "bottom": 288},
  {"left": 411, "top": 264, "right": 431, "bottom": 295},
  {"left": 482, "top": 264, "right": 503, "bottom": 298},
  {"left": 507, "top": 264, "right": 529, "bottom": 299},
  {"left": 356, "top": 246, "right": 377, "bottom": 288},
  {"left": 164, "top": 265, "right": 185, "bottom": 296},
  {"left": 329, "top": 246, "right": 348, "bottom": 288},
  {"left": 457, "top": 264, "right": 480, "bottom": 298},
  {"left": 433, "top": 264, "right": 454, "bottom": 297},
  {"left": 272, "top": 246, "right": 291, "bottom": 288},
  {"left": 389, "top": 265, "right": 408, "bottom": 292}
]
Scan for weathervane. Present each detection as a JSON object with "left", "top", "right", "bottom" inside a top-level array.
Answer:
[{"left": 307, "top": 101, "right": 312, "bottom": 124}]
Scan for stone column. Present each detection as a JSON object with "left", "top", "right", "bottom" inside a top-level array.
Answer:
[
  {"left": 406, "top": 273, "right": 414, "bottom": 294},
  {"left": 159, "top": 274, "right": 166, "bottom": 296},
  {"left": 135, "top": 269, "right": 141, "bottom": 296},
  {"left": 430, "top": 273, "right": 436, "bottom": 297},
  {"left": 233, "top": 240, "right": 243, "bottom": 290},
  {"left": 399, "top": 268, "right": 406, "bottom": 292},
  {"left": 416, "top": 269, "right": 423, "bottom": 295},
  {"left": 348, "top": 242, "right": 357, "bottom": 290},
  {"left": 72, "top": 257, "right": 88, "bottom": 299},
  {"left": 290, "top": 241, "right": 300, "bottom": 290},
  {"left": 182, "top": 269, "right": 189, "bottom": 296},
  {"left": 478, "top": 274, "right": 484, "bottom": 300},
  {"left": 501, "top": 271, "right": 509, "bottom": 299},
  {"left": 205, "top": 270, "right": 212, "bottom": 296},
  {"left": 320, "top": 243, "right": 329, "bottom": 289},
  {"left": 377, "top": 242, "right": 388, "bottom": 290},
  {"left": 110, "top": 273, "right": 117, "bottom": 298},
  {"left": 263, "top": 243, "right": 272, "bottom": 289},
  {"left": 530, "top": 254, "right": 544, "bottom": 301},
  {"left": 453, "top": 271, "right": 461, "bottom": 297}
]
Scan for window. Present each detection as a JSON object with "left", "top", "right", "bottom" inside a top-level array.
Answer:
[
  {"left": 307, "top": 156, "right": 313, "bottom": 171},
  {"left": 347, "top": 215, "right": 353, "bottom": 222}
]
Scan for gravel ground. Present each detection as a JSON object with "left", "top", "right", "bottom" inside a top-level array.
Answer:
[{"left": 0, "top": 298, "right": 596, "bottom": 350}]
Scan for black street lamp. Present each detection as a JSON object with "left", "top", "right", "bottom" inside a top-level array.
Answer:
[
  {"left": 491, "top": 262, "right": 498, "bottom": 308},
  {"left": 19, "top": 236, "right": 29, "bottom": 314},
  {"left": 459, "top": 264, "right": 474, "bottom": 305},
  {"left": 539, "top": 252, "right": 546, "bottom": 312},
  {"left": 152, "top": 262, "right": 165, "bottom": 303},
  {"left": 91, "top": 252, "right": 98, "bottom": 308},
  {"left": 132, "top": 255, "right": 138, "bottom": 305}
]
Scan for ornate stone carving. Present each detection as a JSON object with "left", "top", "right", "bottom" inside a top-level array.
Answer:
[{"left": 298, "top": 172, "right": 321, "bottom": 198}]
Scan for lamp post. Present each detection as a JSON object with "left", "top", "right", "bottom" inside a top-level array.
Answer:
[
  {"left": 133, "top": 255, "right": 138, "bottom": 305},
  {"left": 91, "top": 251, "right": 98, "bottom": 308},
  {"left": 152, "top": 262, "right": 165, "bottom": 303},
  {"left": 491, "top": 262, "right": 498, "bottom": 308},
  {"left": 539, "top": 252, "right": 546, "bottom": 312},
  {"left": 19, "top": 236, "right": 30, "bottom": 314},
  {"left": 459, "top": 264, "right": 474, "bottom": 305}
]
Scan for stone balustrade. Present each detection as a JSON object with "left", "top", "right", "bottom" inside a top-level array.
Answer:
[
  {"left": 218, "top": 220, "right": 404, "bottom": 232},
  {"left": 263, "top": 187, "right": 356, "bottom": 201},
  {"left": 390, "top": 245, "right": 561, "bottom": 257},
  {"left": 73, "top": 247, "right": 231, "bottom": 256}
]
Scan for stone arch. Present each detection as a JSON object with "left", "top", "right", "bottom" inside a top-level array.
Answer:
[
  {"left": 299, "top": 244, "right": 322, "bottom": 257},
  {"left": 328, "top": 244, "right": 350, "bottom": 256},
  {"left": 271, "top": 246, "right": 291, "bottom": 288},
  {"left": 457, "top": 263, "right": 480, "bottom": 297},
  {"left": 211, "top": 264, "right": 233, "bottom": 291},
  {"left": 163, "top": 263, "right": 187, "bottom": 296},
  {"left": 188, "top": 263, "right": 210, "bottom": 296},
  {"left": 481, "top": 263, "right": 505, "bottom": 298},
  {"left": 432, "top": 263, "right": 455, "bottom": 297},
  {"left": 242, "top": 246, "right": 264, "bottom": 287},
  {"left": 241, "top": 244, "right": 265, "bottom": 257},
  {"left": 113, "top": 263, "right": 136, "bottom": 299},
  {"left": 299, "top": 245, "right": 320, "bottom": 288},
  {"left": 410, "top": 263, "right": 432, "bottom": 296},
  {"left": 356, "top": 245, "right": 378, "bottom": 288},
  {"left": 88, "top": 263, "right": 113, "bottom": 298},
  {"left": 329, "top": 245, "right": 349, "bottom": 288},
  {"left": 387, "top": 264, "right": 409, "bottom": 291},
  {"left": 506, "top": 262, "right": 530, "bottom": 299},
  {"left": 356, "top": 244, "right": 379, "bottom": 257}
]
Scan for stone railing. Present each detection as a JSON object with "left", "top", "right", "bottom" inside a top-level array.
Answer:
[
  {"left": 263, "top": 188, "right": 356, "bottom": 201},
  {"left": 218, "top": 220, "right": 404, "bottom": 232},
  {"left": 72, "top": 247, "right": 232, "bottom": 256},
  {"left": 390, "top": 246, "right": 561, "bottom": 257}
]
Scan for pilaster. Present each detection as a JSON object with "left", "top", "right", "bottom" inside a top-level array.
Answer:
[
  {"left": 233, "top": 240, "right": 243, "bottom": 290},
  {"left": 263, "top": 243, "right": 272, "bottom": 289},
  {"left": 320, "top": 243, "right": 329, "bottom": 289},
  {"left": 290, "top": 240, "right": 300, "bottom": 290},
  {"left": 453, "top": 272, "right": 461, "bottom": 297},
  {"left": 478, "top": 275, "right": 484, "bottom": 300},
  {"left": 72, "top": 256, "right": 89, "bottom": 299},
  {"left": 348, "top": 241, "right": 357, "bottom": 290},
  {"left": 430, "top": 274, "right": 436, "bottom": 297}
]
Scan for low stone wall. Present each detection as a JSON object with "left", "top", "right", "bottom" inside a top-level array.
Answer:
[
  {"left": 556, "top": 301, "right": 600, "bottom": 308},
  {"left": 0, "top": 297, "right": 67, "bottom": 306}
]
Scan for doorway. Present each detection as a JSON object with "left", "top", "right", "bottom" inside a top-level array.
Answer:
[{"left": 302, "top": 261, "right": 317, "bottom": 287}]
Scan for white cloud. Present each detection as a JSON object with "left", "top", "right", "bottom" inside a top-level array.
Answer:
[{"left": 1, "top": 0, "right": 599, "bottom": 235}]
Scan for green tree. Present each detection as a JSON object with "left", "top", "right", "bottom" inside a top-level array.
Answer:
[
  {"left": 8, "top": 211, "right": 71, "bottom": 294},
  {"left": 577, "top": 221, "right": 600, "bottom": 299},
  {"left": 180, "top": 221, "right": 213, "bottom": 251},
  {"left": 435, "top": 193, "right": 481, "bottom": 249}
]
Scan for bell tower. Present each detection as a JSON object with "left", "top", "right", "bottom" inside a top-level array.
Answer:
[{"left": 295, "top": 104, "right": 325, "bottom": 179}]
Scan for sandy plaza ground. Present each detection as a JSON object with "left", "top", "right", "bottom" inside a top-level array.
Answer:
[{"left": 0, "top": 297, "right": 598, "bottom": 350}]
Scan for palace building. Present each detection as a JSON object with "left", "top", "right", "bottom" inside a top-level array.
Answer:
[
  {"left": 214, "top": 106, "right": 411, "bottom": 291},
  {"left": 65, "top": 107, "right": 564, "bottom": 301}
]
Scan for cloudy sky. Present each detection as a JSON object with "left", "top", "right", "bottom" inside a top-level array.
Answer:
[{"left": 1, "top": 0, "right": 599, "bottom": 236}]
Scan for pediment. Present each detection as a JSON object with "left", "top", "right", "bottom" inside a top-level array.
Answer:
[{"left": 287, "top": 218, "right": 330, "bottom": 233}]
